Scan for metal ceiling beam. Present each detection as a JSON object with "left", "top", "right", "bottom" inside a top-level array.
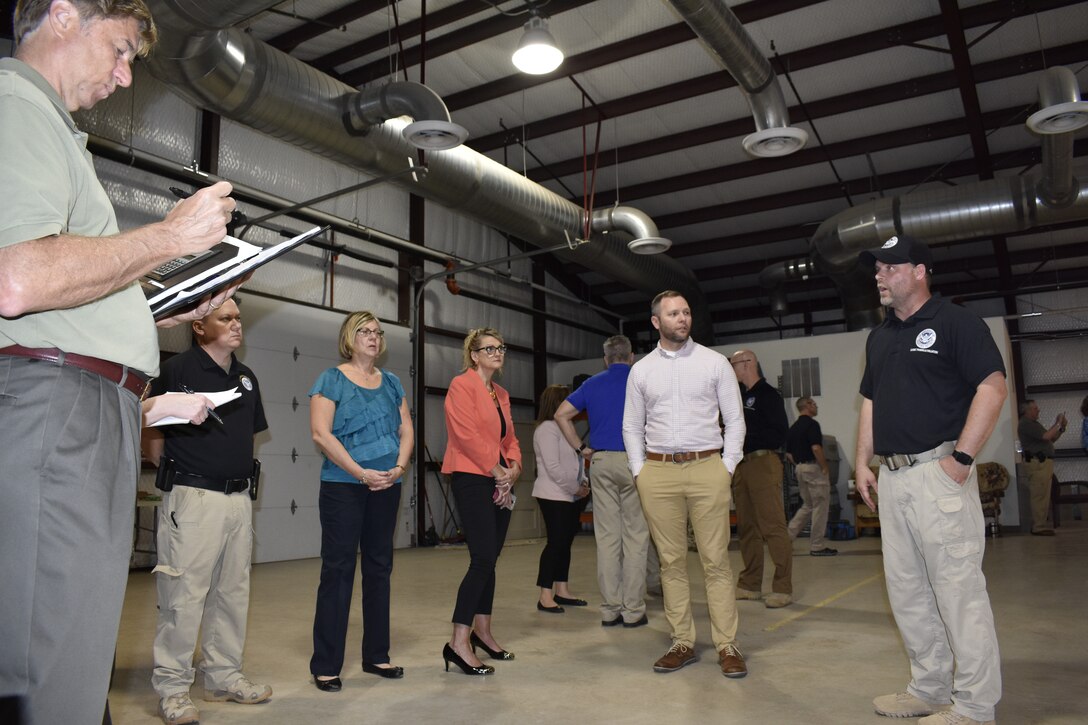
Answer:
[
  {"left": 468, "top": 0, "right": 1083, "bottom": 152},
  {"left": 334, "top": 0, "right": 596, "bottom": 86},
  {"left": 609, "top": 234, "right": 1088, "bottom": 318},
  {"left": 266, "top": 0, "right": 388, "bottom": 54},
  {"left": 651, "top": 140, "right": 1087, "bottom": 230},
  {"left": 530, "top": 41, "right": 1085, "bottom": 184}
]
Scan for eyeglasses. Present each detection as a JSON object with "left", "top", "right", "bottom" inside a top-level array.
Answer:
[
  {"left": 473, "top": 345, "right": 507, "bottom": 356},
  {"left": 357, "top": 328, "right": 384, "bottom": 338}
]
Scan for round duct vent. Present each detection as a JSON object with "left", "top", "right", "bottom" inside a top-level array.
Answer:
[
  {"left": 742, "top": 126, "right": 808, "bottom": 158},
  {"left": 1026, "top": 101, "right": 1088, "bottom": 135},
  {"left": 403, "top": 120, "right": 469, "bottom": 150},
  {"left": 627, "top": 236, "right": 672, "bottom": 255}
]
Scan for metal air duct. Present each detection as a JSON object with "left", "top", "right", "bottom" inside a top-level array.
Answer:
[
  {"left": 666, "top": 0, "right": 807, "bottom": 157},
  {"left": 143, "top": 0, "right": 714, "bottom": 341},
  {"left": 760, "top": 66, "right": 1088, "bottom": 329}
]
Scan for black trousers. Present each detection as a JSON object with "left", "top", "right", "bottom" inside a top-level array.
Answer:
[
  {"left": 451, "top": 472, "right": 512, "bottom": 625},
  {"left": 310, "top": 481, "right": 402, "bottom": 676},
  {"left": 535, "top": 497, "right": 582, "bottom": 588}
]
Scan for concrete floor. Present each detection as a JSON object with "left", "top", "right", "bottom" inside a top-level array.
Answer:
[{"left": 108, "top": 522, "right": 1088, "bottom": 724}]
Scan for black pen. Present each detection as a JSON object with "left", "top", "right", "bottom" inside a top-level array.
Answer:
[
  {"left": 180, "top": 384, "right": 224, "bottom": 425},
  {"left": 170, "top": 186, "right": 245, "bottom": 225}
]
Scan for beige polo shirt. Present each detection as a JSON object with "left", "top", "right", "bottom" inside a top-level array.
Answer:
[{"left": 0, "top": 58, "right": 159, "bottom": 376}]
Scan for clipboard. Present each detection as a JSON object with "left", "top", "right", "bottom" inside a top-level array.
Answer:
[{"left": 146, "top": 225, "right": 327, "bottom": 320}]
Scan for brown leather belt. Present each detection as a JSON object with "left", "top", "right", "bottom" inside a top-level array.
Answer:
[
  {"left": 0, "top": 344, "right": 151, "bottom": 399},
  {"left": 645, "top": 449, "right": 720, "bottom": 463}
]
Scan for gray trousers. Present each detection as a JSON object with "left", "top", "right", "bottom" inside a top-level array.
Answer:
[
  {"left": 0, "top": 357, "right": 140, "bottom": 725},
  {"left": 589, "top": 451, "right": 649, "bottom": 622},
  {"left": 879, "top": 458, "right": 1001, "bottom": 722}
]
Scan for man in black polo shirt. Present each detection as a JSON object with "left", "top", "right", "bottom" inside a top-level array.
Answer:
[
  {"left": 786, "top": 397, "right": 838, "bottom": 556},
  {"left": 145, "top": 299, "right": 271, "bottom": 724},
  {"left": 855, "top": 234, "right": 1006, "bottom": 725},
  {"left": 729, "top": 349, "right": 792, "bottom": 608}
]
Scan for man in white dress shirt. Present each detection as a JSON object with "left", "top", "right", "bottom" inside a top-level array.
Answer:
[{"left": 622, "top": 291, "right": 748, "bottom": 678}]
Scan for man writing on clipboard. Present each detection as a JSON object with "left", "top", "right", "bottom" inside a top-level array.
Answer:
[{"left": 0, "top": 1, "right": 243, "bottom": 721}]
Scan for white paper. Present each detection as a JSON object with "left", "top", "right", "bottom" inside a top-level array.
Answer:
[{"left": 149, "top": 388, "right": 242, "bottom": 426}]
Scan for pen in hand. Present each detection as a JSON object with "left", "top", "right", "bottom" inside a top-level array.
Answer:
[
  {"left": 170, "top": 186, "right": 245, "bottom": 226},
  {"left": 180, "top": 384, "right": 224, "bottom": 425}
]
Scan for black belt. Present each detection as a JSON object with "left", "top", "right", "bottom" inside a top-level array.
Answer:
[
  {"left": 741, "top": 449, "right": 774, "bottom": 463},
  {"left": 1024, "top": 453, "right": 1051, "bottom": 463},
  {"left": 1, "top": 344, "right": 151, "bottom": 399},
  {"left": 175, "top": 472, "right": 251, "bottom": 495}
]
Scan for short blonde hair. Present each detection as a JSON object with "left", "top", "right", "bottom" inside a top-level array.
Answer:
[
  {"left": 462, "top": 327, "right": 503, "bottom": 372},
  {"left": 338, "top": 311, "right": 386, "bottom": 360}
]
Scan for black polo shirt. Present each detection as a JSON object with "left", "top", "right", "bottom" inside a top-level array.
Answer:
[
  {"left": 859, "top": 294, "right": 1004, "bottom": 456},
  {"left": 149, "top": 345, "right": 268, "bottom": 479},
  {"left": 739, "top": 378, "right": 788, "bottom": 453},
  {"left": 786, "top": 415, "right": 822, "bottom": 464}
]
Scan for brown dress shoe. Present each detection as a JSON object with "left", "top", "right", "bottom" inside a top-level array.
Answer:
[
  {"left": 718, "top": 643, "right": 747, "bottom": 678},
  {"left": 653, "top": 643, "right": 697, "bottom": 673}
]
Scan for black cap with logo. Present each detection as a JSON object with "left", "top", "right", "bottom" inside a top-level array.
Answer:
[{"left": 859, "top": 234, "right": 934, "bottom": 271}]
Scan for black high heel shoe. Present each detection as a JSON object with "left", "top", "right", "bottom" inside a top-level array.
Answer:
[
  {"left": 442, "top": 643, "right": 494, "bottom": 675},
  {"left": 470, "top": 631, "right": 515, "bottom": 660}
]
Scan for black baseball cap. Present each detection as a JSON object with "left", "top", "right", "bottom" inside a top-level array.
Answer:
[{"left": 859, "top": 233, "right": 934, "bottom": 270}]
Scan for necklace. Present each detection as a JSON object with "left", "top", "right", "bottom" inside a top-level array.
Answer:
[{"left": 487, "top": 387, "right": 498, "bottom": 404}]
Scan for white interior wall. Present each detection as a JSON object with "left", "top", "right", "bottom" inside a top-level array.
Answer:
[{"left": 553, "top": 317, "right": 1022, "bottom": 528}]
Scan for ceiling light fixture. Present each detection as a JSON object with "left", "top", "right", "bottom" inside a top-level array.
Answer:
[{"left": 512, "top": 14, "right": 564, "bottom": 75}]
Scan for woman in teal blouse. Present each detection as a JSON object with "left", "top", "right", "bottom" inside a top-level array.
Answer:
[{"left": 308, "top": 311, "right": 414, "bottom": 691}]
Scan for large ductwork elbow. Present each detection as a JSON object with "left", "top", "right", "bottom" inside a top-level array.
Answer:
[
  {"left": 143, "top": 0, "right": 710, "bottom": 340},
  {"left": 666, "top": 0, "right": 807, "bottom": 158},
  {"left": 759, "top": 66, "right": 1088, "bottom": 330}
]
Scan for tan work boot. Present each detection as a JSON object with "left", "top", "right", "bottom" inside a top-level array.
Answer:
[
  {"left": 874, "top": 691, "right": 951, "bottom": 718},
  {"left": 764, "top": 592, "right": 792, "bottom": 608},
  {"left": 918, "top": 712, "right": 994, "bottom": 725},
  {"left": 159, "top": 692, "right": 198, "bottom": 724},
  {"left": 734, "top": 587, "right": 762, "bottom": 601}
]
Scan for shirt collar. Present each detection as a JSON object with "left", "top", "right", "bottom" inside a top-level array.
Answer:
[
  {"left": 887, "top": 294, "right": 943, "bottom": 327},
  {"left": 655, "top": 336, "right": 694, "bottom": 359},
  {"left": 1, "top": 58, "right": 81, "bottom": 137}
]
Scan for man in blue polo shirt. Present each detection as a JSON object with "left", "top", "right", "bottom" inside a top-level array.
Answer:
[{"left": 555, "top": 334, "right": 651, "bottom": 627}]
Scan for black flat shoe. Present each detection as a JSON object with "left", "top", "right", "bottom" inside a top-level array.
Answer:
[
  {"left": 363, "top": 663, "right": 404, "bottom": 679},
  {"left": 443, "top": 643, "right": 494, "bottom": 675},
  {"left": 554, "top": 595, "right": 588, "bottom": 606},
  {"left": 537, "top": 601, "right": 565, "bottom": 614},
  {"left": 314, "top": 676, "right": 342, "bottom": 692},
  {"left": 470, "top": 631, "right": 515, "bottom": 660}
]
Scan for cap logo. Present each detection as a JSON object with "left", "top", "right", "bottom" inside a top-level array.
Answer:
[{"left": 881, "top": 236, "right": 899, "bottom": 249}]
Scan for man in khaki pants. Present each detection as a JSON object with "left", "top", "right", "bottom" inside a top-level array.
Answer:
[
  {"left": 1017, "top": 399, "right": 1066, "bottom": 535},
  {"left": 555, "top": 335, "right": 652, "bottom": 628},
  {"left": 855, "top": 234, "right": 1006, "bottom": 725},
  {"left": 622, "top": 291, "right": 747, "bottom": 678}
]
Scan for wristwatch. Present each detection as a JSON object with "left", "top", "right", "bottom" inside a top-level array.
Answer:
[
  {"left": 951, "top": 450, "right": 974, "bottom": 466},
  {"left": 578, "top": 443, "right": 587, "bottom": 453}
]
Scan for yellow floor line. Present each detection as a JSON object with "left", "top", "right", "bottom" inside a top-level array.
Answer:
[{"left": 763, "top": 572, "right": 884, "bottom": 632}]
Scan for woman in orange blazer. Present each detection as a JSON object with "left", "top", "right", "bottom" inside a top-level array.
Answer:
[{"left": 441, "top": 327, "right": 522, "bottom": 676}]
